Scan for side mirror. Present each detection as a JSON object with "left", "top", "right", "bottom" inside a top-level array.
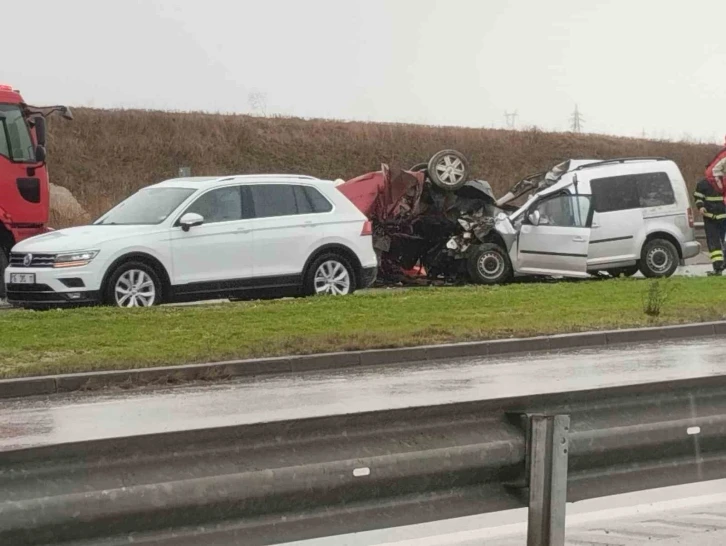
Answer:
[
  {"left": 179, "top": 212, "right": 204, "bottom": 232},
  {"left": 528, "top": 210, "right": 541, "bottom": 226},
  {"left": 34, "top": 116, "right": 47, "bottom": 146},
  {"left": 61, "top": 106, "right": 74, "bottom": 121},
  {"left": 35, "top": 145, "right": 47, "bottom": 163}
]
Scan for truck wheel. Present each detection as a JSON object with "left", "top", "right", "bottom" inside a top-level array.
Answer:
[
  {"left": 639, "top": 239, "right": 679, "bottom": 278},
  {"left": 467, "top": 243, "right": 513, "bottom": 285},
  {"left": 427, "top": 150, "right": 470, "bottom": 191},
  {"left": 607, "top": 265, "right": 639, "bottom": 278},
  {"left": 0, "top": 250, "right": 7, "bottom": 299}
]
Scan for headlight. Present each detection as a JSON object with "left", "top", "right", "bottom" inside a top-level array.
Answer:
[{"left": 53, "top": 250, "right": 99, "bottom": 268}]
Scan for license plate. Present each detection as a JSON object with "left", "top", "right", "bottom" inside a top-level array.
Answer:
[{"left": 10, "top": 273, "right": 35, "bottom": 285}]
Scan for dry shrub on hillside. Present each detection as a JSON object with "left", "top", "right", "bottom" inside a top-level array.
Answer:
[{"left": 46, "top": 108, "right": 719, "bottom": 225}]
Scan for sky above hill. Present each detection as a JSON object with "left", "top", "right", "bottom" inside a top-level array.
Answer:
[{"left": 5, "top": 0, "right": 725, "bottom": 142}]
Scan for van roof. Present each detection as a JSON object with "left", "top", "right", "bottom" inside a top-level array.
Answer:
[{"left": 537, "top": 157, "right": 676, "bottom": 198}]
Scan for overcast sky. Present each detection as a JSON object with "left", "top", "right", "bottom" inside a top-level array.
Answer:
[{"left": 4, "top": 0, "right": 725, "bottom": 142}]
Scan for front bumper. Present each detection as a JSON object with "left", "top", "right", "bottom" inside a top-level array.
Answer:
[
  {"left": 5, "top": 264, "right": 103, "bottom": 308},
  {"left": 6, "top": 283, "right": 101, "bottom": 307}
]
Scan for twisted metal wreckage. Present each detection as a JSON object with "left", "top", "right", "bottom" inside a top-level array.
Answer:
[{"left": 336, "top": 150, "right": 574, "bottom": 284}]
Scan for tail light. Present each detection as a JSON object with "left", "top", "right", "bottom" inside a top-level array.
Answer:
[
  {"left": 687, "top": 207, "right": 694, "bottom": 228},
  {"left": 361, "top": 220, "right": 373, "bottom": 236}
]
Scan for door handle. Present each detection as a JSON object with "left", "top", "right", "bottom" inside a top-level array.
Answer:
[
  {"left": 572, "top": 236, "right": 586, "bottom": 242},
  {"left": 591, "top": 222, "right": 600, "bottom": 228},
  {"left": 303, "top": 220, "right": 314, "bottom": 227},
  {"left": 236, "top": 227, "right": 250, "bottom": 234}
]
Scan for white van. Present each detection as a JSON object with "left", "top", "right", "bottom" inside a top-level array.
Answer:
[{"left": 467, "top": 158, "right": 700, "bottom": 283}]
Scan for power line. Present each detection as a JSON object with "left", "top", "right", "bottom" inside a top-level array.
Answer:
[
  {"left": 570, "top": 104, "right": 584, "bottom": 133},
  {"left": 504, "top": 110, "right": 518, "bottom": 129}
]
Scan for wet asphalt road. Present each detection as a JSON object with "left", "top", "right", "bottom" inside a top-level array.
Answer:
[{"left": 0, "top": 336, "right": 723, "bottom": 452}]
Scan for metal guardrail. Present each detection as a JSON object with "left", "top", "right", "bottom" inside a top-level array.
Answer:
[{"left": 2, "top": 375, "right": 726, "bottom": 546}]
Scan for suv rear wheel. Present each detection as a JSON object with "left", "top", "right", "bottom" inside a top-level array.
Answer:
[
  {"left": 304, "top": 253, "right": 357, "bottom": 296},
  {"left": 467, "top": 243, "right": 513, "bottom": 285},
  {"left": 639, "top": 239, "right": 679, "bottom": 278}
]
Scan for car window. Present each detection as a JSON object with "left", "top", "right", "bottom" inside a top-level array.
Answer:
[
  {"left": 294, "top": 185, "right": 334, "bottom": 214},
  {"left": 591, "top": 172, "right": 673, "bottom": 212},
  {"left": 250, "top": 184, "right": 299, "bottom": 218},
  {"left": 535, "top": 194, "right": 591, "bottom": 227},
  {"left": 184, "top": 186, "right": 242, "bottom": 224},
  {"left": 636, "top": 172, "right": 676, "bottom": 207}
]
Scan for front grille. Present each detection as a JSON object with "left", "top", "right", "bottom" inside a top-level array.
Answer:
[{"left": 9, "top": 253, "right": 55, "bottom": 268}]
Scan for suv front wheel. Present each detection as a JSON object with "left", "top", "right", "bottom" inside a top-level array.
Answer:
[
  {"left": 104, "top": 262, "right": 163, "bottom": 307},
  {"left": 639, "top": 239, "right": 679, "bottom": 278}
]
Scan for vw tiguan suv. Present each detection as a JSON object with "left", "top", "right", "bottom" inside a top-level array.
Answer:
[{"left": 5, "top": 175, "right": 378, "bottom": 308}]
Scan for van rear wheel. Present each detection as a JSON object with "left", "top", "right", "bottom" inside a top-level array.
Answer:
[{"left": 639, "top": 239, "right": 679, "bottom": 278}]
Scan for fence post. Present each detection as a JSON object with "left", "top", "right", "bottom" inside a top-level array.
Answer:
[{"left": 527, "top": 414, "right": 570, "bottom": 546}]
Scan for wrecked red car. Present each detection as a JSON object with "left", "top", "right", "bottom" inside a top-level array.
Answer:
[{"left": 336, "top": 150, "right": 508, "bottom": 283}]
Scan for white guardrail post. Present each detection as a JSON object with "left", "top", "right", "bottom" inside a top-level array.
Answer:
[{"left": 527, "top": 414, "right": 570, "bottom": 546}]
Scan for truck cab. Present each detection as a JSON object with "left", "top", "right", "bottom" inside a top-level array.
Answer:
[{"left": 0, "top": 84, "right": 72, "bottom": 297}]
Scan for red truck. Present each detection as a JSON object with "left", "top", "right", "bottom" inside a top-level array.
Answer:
[{"left": 0, "top": 84, "right": 72, "bottom": 297}]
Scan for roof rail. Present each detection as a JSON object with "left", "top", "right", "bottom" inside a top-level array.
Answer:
[
  {"left": 229, "top": 174, "right": 319, "bottom": 180},
  {"left": 573, "top": 157, "right": 668, "bottom": 172}
]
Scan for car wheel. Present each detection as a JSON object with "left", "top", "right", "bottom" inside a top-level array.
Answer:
[
  {"left": 427, "top": 150, "right": 470, "bottom": 191},
  {"left": 639, "top": 239, "right": 679, "bottom": 278},
  {"left": 467, "top": 243, "right": 513, "bottom": 285},
  {"left": 104, "top": 261, "right": 162, "bottom": 307},
  {"left": 607, "top": 265, "right": 639, "bottom": 278},
  {"left": 0, "top": 250, "right": 7, "bottom": 300},
  {"left": 304, "top": 253, "right": 357, "bottom": 296}
]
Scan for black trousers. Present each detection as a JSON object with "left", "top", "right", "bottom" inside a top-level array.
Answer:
[{"left": 704, "top": 218, "right": 726, "bottom": 271}]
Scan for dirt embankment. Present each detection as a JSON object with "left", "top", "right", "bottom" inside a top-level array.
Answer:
[{"left": 46, "top": 108, "right": 719, "bottom": 226}]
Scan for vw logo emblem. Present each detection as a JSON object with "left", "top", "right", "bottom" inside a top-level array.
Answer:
[{"left": 23, "top": 254, "right": 33, "bottom": 267}]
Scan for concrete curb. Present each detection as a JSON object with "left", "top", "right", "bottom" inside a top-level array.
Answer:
[{"left": 1, "top": 321, "right": 723, "bottom": 400}]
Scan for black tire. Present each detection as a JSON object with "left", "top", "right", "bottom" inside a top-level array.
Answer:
[
  {"left": 467, "top": 243, "right": 513, "bottom": 285},
  {"left": 607, "top": 265, "right": 639, "bottom": 278},
  {"left": 639, "top": 239, "right": 679, "bottom": 278},
  {"left": 0, "top": 249, "right": 7, "bottom": 299},
  {"left": 103, "top": 261, "right": 163, "bottom": 307},
  {"left": 427, "top": 149, "right": 470, "bottom": 191},
  {"left": 409, "top": 163, "right": 428, "bottom": 173},
  {"left": 303, "top": 253, "right": 357, "bottom": 296}
]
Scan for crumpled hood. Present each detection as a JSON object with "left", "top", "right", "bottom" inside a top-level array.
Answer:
[{"left": 12, "top": 225, "right": 162, "bottom": 253}]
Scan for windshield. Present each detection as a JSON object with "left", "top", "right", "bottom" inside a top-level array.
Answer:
[
  {"left": 0, "top": 104, "right": 35, "bottom": 162},
  {"left": 95, "top": 187, "right": 196, "bottom": 225}
]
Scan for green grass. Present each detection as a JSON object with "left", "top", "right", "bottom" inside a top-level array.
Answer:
[{"left": 1, "top": 277, "right": 725, "bottom": 379}]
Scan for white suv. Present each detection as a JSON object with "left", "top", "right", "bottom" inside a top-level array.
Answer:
[{"left": 4, "top": 175, "right": 378, "bottom": 308}]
